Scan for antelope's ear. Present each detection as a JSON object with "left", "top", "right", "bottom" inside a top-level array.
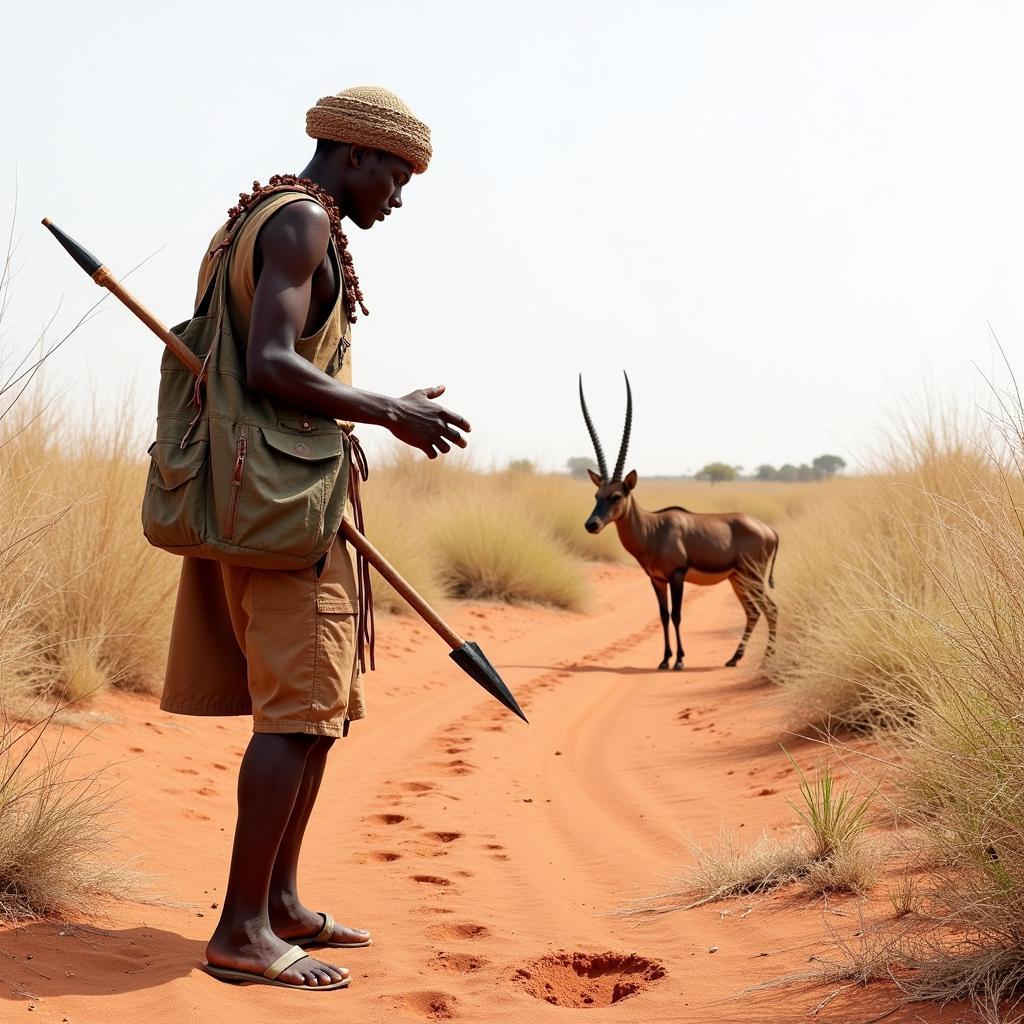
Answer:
[
  {"left": 587, "top": 468, "right": 603, "bottom": 488},
  {"left": 623, "top": 469, "right": 638, "bottom": 491}
]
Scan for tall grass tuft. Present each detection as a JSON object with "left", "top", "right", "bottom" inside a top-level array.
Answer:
[
  {"left": 429, "top": 493, "right": 587, "bottom": 610},
  {"left": 629, "top": 759, "right": 879, "bottom": 916},
  {"left": 764, "top": 393, "right": 1024, "bottom": 1013},
  {"left": 0, "top": 710, "right": 141, "bottom": 918}
]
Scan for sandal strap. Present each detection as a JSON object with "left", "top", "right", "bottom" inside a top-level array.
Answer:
[
  {"left": 314, "top": 911, "right": 336, "bottom": 943},
  {"left": 264, "top": 945, "right": 308, "bottom": 981}
]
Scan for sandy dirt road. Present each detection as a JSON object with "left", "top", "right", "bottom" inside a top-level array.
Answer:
[{"left": 0, "top": 564, "right": 974, "bottom": 1023}]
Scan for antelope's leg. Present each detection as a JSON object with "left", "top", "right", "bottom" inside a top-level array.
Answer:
[
  {"left": 651, "top": 578, "right": 671, "bottom": 670},
  {"left": 725, "top": 574, "right": 761, "bottom": 667},
  {"left": 669, "top": 569, "right": 685, "bottom": 670},
  {"left": 759, "top": 582, "right": 779, "bottom": 657}
]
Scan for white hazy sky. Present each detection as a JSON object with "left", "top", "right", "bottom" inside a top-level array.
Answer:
[{"left": 2, "top": 0, "right": 1020, "bottom": 476}]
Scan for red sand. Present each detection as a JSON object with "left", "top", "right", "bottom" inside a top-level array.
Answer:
[{"left": 0, "top": 565, "right": 977, "bottom": 1022}]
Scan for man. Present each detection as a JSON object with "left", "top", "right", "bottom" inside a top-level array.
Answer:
[{"left": 159, "top": 86, "right": 469, "bottom": 990}]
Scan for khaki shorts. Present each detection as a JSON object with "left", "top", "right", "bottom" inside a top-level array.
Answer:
[{"left": 160, "top": 534, "right": 365, "bottom": 737}]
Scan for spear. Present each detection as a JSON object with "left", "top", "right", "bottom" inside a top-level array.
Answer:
[{"left": 41, "top": 217, "right": 528, "bottom": 723}]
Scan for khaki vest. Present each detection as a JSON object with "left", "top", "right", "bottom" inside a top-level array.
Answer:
[
  {"left": 140, "top": 190, "right": 353, "bottom": 570},
  {"left": 197, "top": 191, "right": 353, "bottom": 389}
]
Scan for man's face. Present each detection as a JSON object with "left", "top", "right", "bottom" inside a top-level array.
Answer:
[{"left": 344, "top": 149, "right": 414, "bottom": 230}]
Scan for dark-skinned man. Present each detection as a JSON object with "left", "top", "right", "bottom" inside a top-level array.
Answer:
[{"left": 159, "top": 86, "right": 468, "bottom": 991}]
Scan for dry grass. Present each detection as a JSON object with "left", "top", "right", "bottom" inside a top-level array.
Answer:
[
  {"left": 0, "top": 708, "right": 141, "bottom": 919},
  {"left": 762, "top": 394, "right": 1024, "bottom": 1014},
  {"left": 429, "top": 492, "right": 587, "bottom": 609},
  {"left": 0, "top": 400, "right": 179, "bottom": 701},
  {"left": 630, "top": 759, "right": 880, "bottom": 915}
]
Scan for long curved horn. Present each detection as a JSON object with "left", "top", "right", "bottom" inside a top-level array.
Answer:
[
  {"left": 612, "top": 371, "right": 633, "bottom": 482},
  {"left": 578, "top": 375, "right": 608, "bottom": 481}
]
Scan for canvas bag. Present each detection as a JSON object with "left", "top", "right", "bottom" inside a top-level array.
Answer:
[{"left": 141, "top": 221, "right": 351, "bottom": 570}]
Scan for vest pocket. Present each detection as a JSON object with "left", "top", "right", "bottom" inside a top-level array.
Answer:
[
  {"left": 142, "top": 439, "right": 209, "bottom": 549},
  {"left": 211, "top": 421, "right": 346, "bottom": 559}
]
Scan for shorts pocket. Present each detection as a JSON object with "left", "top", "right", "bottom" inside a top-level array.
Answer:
[{"left": 312, "top": 607, "right": 358, "bottom": 719}]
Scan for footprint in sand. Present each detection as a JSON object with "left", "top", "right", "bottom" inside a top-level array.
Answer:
[
  {"left": 177, "top": 768, "right": 200, "bottom": 775},
  {"left": 366, "top": 813, "right": 407, "bottom": 826},
  {"left": 184, "top": 810, "right": 210, "bottom": 821},
  {"left": 425, "top": 831, "right": 463, "bottom": 845},
  {"left": 399, "top": 782, "right": 436, "bottom": 793},
  {"left": 512, "top": 951, "right": 666, "bottom": 1008},
  {"left": 425, "top": 922, "right": 491, "bottom": 941},
  {"left": 196, "top": 787, "right": 217, "bottom": 797},
  {"left": 439, "top": 760, "right": 476, "bottom": 776},
  {"left": 430, "top": 952, "right": 489, "bottom": 974},
  {"left": 358, "top": 851, "right": 402, "bottom": 863},
  {"left": 411, "top": 875, "right": 451, "bottom": 887},
  {"left": 390, "top": 990, "right": 458, "bottom": 1021},
  {"left": 128, "top": 747, "right": 145, "bottom": 754}
]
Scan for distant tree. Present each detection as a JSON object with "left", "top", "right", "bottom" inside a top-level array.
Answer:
[
  {"left": 777, "top": 463, "right": 799, "bottom": 482},
  {"left": 755, "top": 464, "right": 778, "bottom": 481},
  {"left": 507, "top": 459, "right": 535, "bottom": 474},
  {"left": 698, "top": 462, "right": 738, "bottom": 484},
  {"left": 566, "top": 456, "right": 596, "bottom": 479},
  {"left": 812, "top": 454, "right": 846, "bottom": 478},
  {"left": 797, "top": 463, "right": 815, "bottom": 482}
]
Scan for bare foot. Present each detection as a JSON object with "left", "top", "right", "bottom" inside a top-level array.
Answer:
[
  {"left": 206, "top": 926, "right": 349, "bottom": 987},
  {"left": 271, "top": 901, "right": 370, "bottom": 947}
]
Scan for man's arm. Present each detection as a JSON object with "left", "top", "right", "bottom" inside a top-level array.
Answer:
[{"left": 246, "top": 201, "right": 469, "bottom": 457}]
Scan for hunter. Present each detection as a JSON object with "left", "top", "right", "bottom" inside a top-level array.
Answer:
[{"left": 159, "top": 86, "right": 470, "bottom": 991}]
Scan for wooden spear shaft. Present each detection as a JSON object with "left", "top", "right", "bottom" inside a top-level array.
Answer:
[
  {"left": 42, "top": 217, "right": 529, "bottom": 720},
  {"left": 40, "top": 217, "right": 469, "bottom": 651}
]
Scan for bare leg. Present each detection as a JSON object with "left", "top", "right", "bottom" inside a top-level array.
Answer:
[
  {"left": 725, "top": 575, "right": 760, "bottom": 668},
  {"left": 652, "top": 579, "right": 671, "bottom": 670},
  {"left": 269, "top": 737, "right": 369, "bottom": 946},
  {"left": 669, "top": 569, "right": 685, "bottom": 670},
  {"left": 205, "top": 733, "right": 349, "bottom": 987}
]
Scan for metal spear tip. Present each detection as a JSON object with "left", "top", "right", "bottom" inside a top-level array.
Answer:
[
  {"left": 40, "top": 218, "right": 104, "bottom": 278},
  {"left": 449, "top": 641, "right": 529, "bottom": 723}
]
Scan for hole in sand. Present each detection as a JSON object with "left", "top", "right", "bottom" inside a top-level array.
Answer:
[
  {"left": 430, "top": 951, "right": 489, "bottom": 974},
  {"left": 513, "top": 951, "right": 666, "bottom": 1008},
  {"left": 393, "top": 990, "right": 458, "bottom": 1020},
  {"left": 367, "top": 813, "right": 406, "bottom": 825},
  {"left": 426, "top": 831, "right": 462, "bottom": 844},
  {"left": 425, "top": 922, "right": 491, "bottom": 940},
  {"left": 411, "top": 874, "right": 451, "bottom": 886}
]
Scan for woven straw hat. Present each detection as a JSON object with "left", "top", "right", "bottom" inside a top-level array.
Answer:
[{"left": 306, "top": 86, "right": 432, "bottom": 174}]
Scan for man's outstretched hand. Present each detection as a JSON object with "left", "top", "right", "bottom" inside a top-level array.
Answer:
[{"left": 389, "top": 385, "right": 471, "bottom": 459}]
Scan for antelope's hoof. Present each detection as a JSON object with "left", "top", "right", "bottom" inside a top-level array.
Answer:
[
  {"left": 672, "top": 662, "right": 684, "bottom": 672},
  {"left": 725, "top": 657, "right": 740, "bottom": 668},
  {"left": 657, "top": 661, "right": 670, "bottom": 671}
]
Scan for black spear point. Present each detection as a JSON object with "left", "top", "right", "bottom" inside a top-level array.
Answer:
[
  {"left": 449, "top": 642, "right": 528, "bottom": 723},
  {"left": 41, "top": 218, "right": 104, "bottom": 278}
]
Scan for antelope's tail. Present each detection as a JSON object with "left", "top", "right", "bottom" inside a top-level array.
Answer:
[{"left": 768, "top": 534, "right": 779, "bottom": 589}]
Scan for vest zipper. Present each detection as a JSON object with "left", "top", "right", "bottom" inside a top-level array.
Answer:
[{"left": 224, "top": 435, "right": 247, "bottom": 540}]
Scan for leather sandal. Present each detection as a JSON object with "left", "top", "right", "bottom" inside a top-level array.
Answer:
[
  {"left": 295, "top": 911, "right": 372, "bottom": 949},
  {"left": 203, "top": 944, "right": 350, "bottom": 989}
]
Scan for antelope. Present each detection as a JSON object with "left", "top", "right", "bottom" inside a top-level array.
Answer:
[{"left": 579, "top": 374, "right": 779, "bottom": 671}]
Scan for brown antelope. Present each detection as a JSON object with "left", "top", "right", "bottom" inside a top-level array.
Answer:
[{"left": 580, "top": 374, "right": 779, "bottom": 671}]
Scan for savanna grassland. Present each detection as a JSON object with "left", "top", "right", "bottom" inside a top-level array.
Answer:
[{"left": 4, "top": 361, "right": 1024, "bottom": 1021}]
